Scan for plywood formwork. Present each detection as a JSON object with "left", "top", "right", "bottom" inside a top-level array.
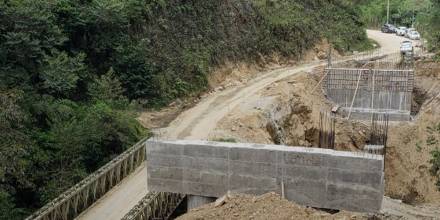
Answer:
[{"left": 324, "top": 68, "right": 414, "bottom": 121}]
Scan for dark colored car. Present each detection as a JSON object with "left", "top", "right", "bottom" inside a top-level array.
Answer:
[{"left": 381, "top": 24, "right": 396, "bottom": 33}]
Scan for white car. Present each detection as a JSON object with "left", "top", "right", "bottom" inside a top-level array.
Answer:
[
  {"left": 400, "top": 41, "right": 413, "bottom": 55},
  {"left": 396, "top": 27, "right": 407, "bottom": 36},
  {"left": 408, "top": 31, "right": 421, "bottom": 40},
  {"left": 405, "top": 28, "right": 415, "bottom": 38}
]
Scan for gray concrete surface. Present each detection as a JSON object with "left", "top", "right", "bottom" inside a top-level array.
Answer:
[
  {"left": 187, "top": 195, "right": 216, "bottom": 210},
  {"left": 147, "top": 140, "right": 385, "bottom": 213}
]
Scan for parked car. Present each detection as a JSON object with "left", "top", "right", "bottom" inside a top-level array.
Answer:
[
  {"left": 396, "top": 27, "right": 407, "bottom": 36},
  {"left": 405, "top": 28, "right": 415, "bottom": 38},
  {"left": 408, "top": 31, "right": 421, "bottom": 40},
  {"left": 400, "top": 41, "right": 413, "bottom": 55},
  {"left": 381, "top": 24, "right": 396, "bottom": 33},
  {"left": 389, "top": 24, "right": 397, "bottom": 33}
]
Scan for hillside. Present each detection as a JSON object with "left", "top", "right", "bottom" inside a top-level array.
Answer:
[{"left": 0, "top": 1, "right": 371, "bottom": 219}]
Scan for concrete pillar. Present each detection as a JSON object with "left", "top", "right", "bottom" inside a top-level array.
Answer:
[{"left": 187, "top": 195, "right": 215, "bottom": 210}]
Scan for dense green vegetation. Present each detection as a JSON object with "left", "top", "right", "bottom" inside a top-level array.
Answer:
[
  {"left": 358, "top": 0, "right": 432, "bottom": 28},
  {"left": 424, "top": 0, "right": 440, "bottom": 53},
  {"left": 0, "top": 0, "right": 370, "bottom": 219}
]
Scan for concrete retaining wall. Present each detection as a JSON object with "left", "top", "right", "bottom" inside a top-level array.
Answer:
[{"left": 146, "top": 140, "right": 384, "bottom": 213}]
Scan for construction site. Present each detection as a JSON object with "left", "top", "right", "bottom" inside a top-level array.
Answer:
[{"left": 25, "top": 31, "right": 440, "bottom": 220}]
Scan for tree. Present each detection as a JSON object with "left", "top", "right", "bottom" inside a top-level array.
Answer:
[
  {"left": 0, "top": 190, "right": 25, "bottom": 220},
  {"left": 88, "top": 68, "right": 124, "bottom": 102},
  {"left": 40, "top": 52, "right": 87, "bottom": 98},
  {"left": 0, "top": 0, "right": 66, "bottom": 89},
  {"left": 0, "top": 90, "right": 31, "bottom": 220}
]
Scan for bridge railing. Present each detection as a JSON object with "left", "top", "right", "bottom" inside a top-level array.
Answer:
[
  {"left": 121, "top": 192, "right": 185, "bottom": 220},
  {"left": 26, "top": 137, "right": 148, "bottom": 220}
]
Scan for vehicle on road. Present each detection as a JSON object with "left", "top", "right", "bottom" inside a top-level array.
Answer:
[
  {"left": 400, "top": 41, "right": 413, "bottom": 55},
  {"left": 381, "top": 24, "right": 396, "bottom": 33},
  {"left": 407, "top": 31, "right": 421, "bottom": 40},
  {"left": 390, "top": 24, "right": 397, "bottom": 33},
  {"left": 396, "top": 27, "right": 407, "bottom": 36},
  {"left": 405, "top": 28, "right": 415, "bottom": 38}
]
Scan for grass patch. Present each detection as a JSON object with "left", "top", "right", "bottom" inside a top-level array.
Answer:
[{"left": 354, "top": 38, "right": 378, "bottom": 52}]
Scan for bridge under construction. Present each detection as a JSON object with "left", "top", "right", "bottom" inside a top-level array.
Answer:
[{"left": 25, "top": 31, "right": 420, "bottom": 220}]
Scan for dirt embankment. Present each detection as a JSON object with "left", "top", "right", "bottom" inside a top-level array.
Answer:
[
  {"left": 177, "top": 193, "right": 382, "bottom": 220},
  {"left": 207, "top": 39, "right": 334, "bottom": 90},
  {"left": 211, "top": 69, "right": 370, "bottom": 152},
  {"left": 138, "top": 40, "right": 334, "bottom": 132},
  {"left": 384, "top": 61, "right": 440, "bottom": 204}
]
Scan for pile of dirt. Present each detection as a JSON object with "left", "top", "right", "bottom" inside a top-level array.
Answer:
[
  {"left": 177, "top": 193, "right": 377, "bottom": 220},
  {"left": 385, "top": 113, "right": 440, "bottom": 204}
]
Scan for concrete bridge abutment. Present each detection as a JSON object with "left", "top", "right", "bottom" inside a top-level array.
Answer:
[{"left": 146, "top": 140, "right": 385, "bottom": 213}]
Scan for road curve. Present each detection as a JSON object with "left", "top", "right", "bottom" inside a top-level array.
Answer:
[{"left": 76, "top": 30, "right": 405, "bottom": 220}]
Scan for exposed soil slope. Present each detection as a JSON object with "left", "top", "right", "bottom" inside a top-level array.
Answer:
[
  {"left": 211, "top": 69, "right": 371, "bottom": 152},
  {"left": 384, "top": 61, "right": 440, "bottom": 204}
]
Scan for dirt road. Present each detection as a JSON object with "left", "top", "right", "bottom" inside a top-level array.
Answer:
[{"left": 76, "top": 30, "right": 417, "bottom": 220}]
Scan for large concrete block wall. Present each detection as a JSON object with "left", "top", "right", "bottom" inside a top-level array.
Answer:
[{"left": 146, "top": 140, "right": 384, "bottom": 213}]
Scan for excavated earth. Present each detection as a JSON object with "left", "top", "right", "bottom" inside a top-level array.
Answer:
[
  {"left": 384, "top": 61, "right": 440, "bottom": 204},
  {"left": 177, "top": 193, "right": 396, "bottom": 220},
  {"left": 210, "top": 67, "right": 371, "bottom": 152}
]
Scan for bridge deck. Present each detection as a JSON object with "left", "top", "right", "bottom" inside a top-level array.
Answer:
[{"left": 75, "top": 164, "right": 148, "bottom": 220}]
